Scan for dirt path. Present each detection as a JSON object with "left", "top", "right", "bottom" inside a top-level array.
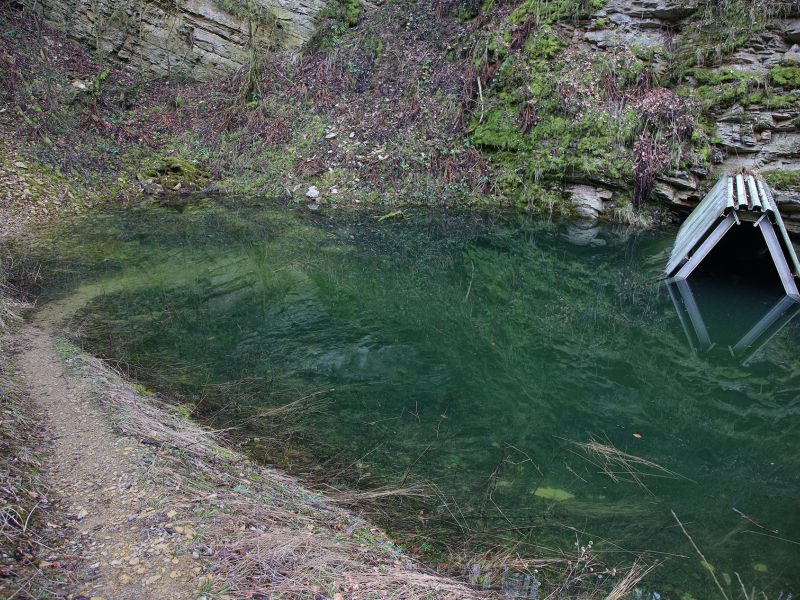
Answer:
[
  {"left": 14, "top": 325, "right": 207, "bottom": 600},
  {"left": 6, "top": 320, "right": 487, "bottom": 600}
]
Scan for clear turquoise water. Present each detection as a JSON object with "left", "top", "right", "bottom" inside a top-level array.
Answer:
[{"left": 24, "top": 201, "right": 800, "bottom": 598}]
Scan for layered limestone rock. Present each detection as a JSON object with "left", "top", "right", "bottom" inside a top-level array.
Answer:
[
  {"left": 584, "top": 0, "right": 696, "bottom": 49},
  {"left": 24, "top": 0, "right": 324, "bottom": 80},
  {"left": 568, "top": 1, "right": 800, "bottom": 219},
  {"left": 567, "top": 184, "right": 613, "bottom": 219}
]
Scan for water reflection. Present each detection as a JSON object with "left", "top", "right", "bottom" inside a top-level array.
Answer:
[
  {"left": 23, "top": 206, "right": 800, "bottom": 597},
  {"left": 667, "top": 276, "right": 800, "bottom": 364}
]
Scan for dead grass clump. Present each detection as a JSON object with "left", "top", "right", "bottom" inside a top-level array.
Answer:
[
  {"left": 567, "top": 435, "right": 686, "bottom": 496},
  {"left": 214, "top": 526, "right": 486, "bottom": 599},
  {"left": 604, "top": 560, "right": 660, "bottom": 600},
  {"left": 461, "top": 540, "right": 660, "bottom": 600}
]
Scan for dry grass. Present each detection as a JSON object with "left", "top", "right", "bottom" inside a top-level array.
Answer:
[
  {"left": 456, "top": 538, "right": 660, "bottom": 600},
  {"left": 54, "top": 342, "right": 665, "bottom": 599},
  {"left": 604, "top": 560, "right": 660, "bottom": 600},
  {"left": 59, "top": 342, "right": 493, "bottom": 599},
  {"left": 567, "top": 435, "right": 686, "bottom": 496},
  {"left": 613, "top": 204, "right": 653, "bottom": 228},
  {"left": 0, "top": 284, "right": 44, "bottom": 592}
]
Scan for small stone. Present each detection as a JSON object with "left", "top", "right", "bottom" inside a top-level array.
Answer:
[
  {"left": 13, "top": 161, "right": 27, "bottom": 169},
  {"left": 784, "top": 45, "right": 800, "bottom": 64},
  {"left": 325, "top": 132, "right": 337, "bottom": 139},
  {"left": 166, "top": 510, "right": 177, "bottom": 518},
  {"left": 306, "top": 186, "right": 320, "bottom": 199},
  {"left": 129, "top": 557, "right": 140, "bottom": 565}
]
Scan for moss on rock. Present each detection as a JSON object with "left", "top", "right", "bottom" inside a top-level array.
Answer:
[
  {"left": 762, "top": 169, "right": 800, "bottom": 189},
  {"left": 770, "top": 65, "right": 800, "bottom": 89},
  {"left": 142, "top": 157, "right": 210, "bottom": 194}
]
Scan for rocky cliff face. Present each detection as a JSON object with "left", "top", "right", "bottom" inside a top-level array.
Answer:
[
  {"left": 579, "top": 1, "right": 800, "bottom": 221},
  {"left": 15, "top": 0, "right": 800, "bottom": 223},
  {"left": 23, "top": 0, "right": 324, "bottom": 80}
]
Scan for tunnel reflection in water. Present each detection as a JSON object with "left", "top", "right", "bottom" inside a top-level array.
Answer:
[{"left": 667, "top": 275, "right": 800, "bottom": 364}]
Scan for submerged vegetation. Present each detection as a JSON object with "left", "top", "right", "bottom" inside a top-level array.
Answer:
[
  {"left": 16, "top": 202, "right": 800, "bottom": 598},
  {"left": 2, "top": 0, "right": 800, "bottom": 596}
]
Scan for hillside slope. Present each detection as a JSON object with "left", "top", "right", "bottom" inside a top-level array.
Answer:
[{"left": 2, "top": 1, "right": 799, "bottom": 222}]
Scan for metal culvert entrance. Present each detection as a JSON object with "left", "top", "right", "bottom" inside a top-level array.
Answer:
[{"left": 693, "top": 223, "right": 784, "bottom": 293}]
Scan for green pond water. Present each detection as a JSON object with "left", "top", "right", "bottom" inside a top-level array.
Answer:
[{"left": 18, "top": 200, "right": 800, "bottom": 598}]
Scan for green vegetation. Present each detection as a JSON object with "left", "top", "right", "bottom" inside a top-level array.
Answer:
[
  {"left": 143, "top": 156, "right": 210, "bottom": 193},
  {"left": 457, "top": 0, "right": 800, "bottom": 211},
  {"left": 762, "top": 169, "right": 800, "bottom": 189},
  {"left": 466, "top": 23, "right": 694, "bottom": 211},
  {"left": 770, "top": 64, "right": 800, "bottom": 89},
  {"left": 679, "top": 0, "right": 793, "bottom": 69},
  {"left": 688, "top": 68, "right": 800, "bottom": 112},
  {"left": 509, "top": 0, "right": 605, "bottom": 26},
  {"left": 214, "top": 0, "right": 280, "bottom": 25},
  {"left": 322, "top": 0, "right": 362, "bottom": 27},
  {"left": 307, "top": 0, "right": 363, "bottom": 50}
]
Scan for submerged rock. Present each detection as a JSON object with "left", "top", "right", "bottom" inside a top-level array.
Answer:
[{"left": 563, "top": 221, "right": 607, "bottom": 247}]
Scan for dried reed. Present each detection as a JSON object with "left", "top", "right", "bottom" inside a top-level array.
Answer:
[{"left": 567, "top": 435, "right": 686, "bottom": 496}]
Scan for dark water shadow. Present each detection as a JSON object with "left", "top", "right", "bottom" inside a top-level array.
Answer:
[{"left": 667, "top": 275, "right": 800, "bottom": 365}]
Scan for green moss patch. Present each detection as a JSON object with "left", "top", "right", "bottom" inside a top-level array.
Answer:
[
  {"left": 770, "top": 65, "right": 800, "bottom": 89},
  {"left": 762, "top": 169, "right": 800, "bottom": 189},
  {"left": 144, "top": 157, "right": 210, "bottom": 193},
  {"left": 510, "top": 0, "right": 605, "bottom": 26}
]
